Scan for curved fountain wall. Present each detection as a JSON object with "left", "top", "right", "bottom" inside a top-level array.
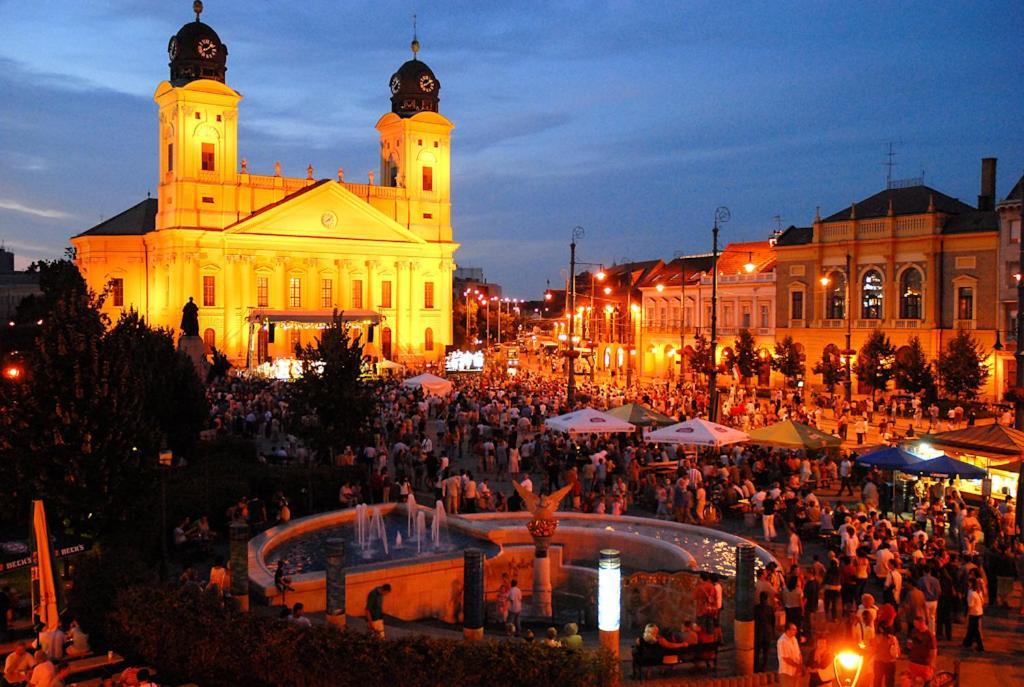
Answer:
[{"left": 249, "top": 505, "right": 776, "bottom": 622}]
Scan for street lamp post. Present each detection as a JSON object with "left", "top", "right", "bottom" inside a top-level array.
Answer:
[
  {"left": 567, "top": 226, "right": 584, "bottom": 406},
  {"left": 845, "top": 252, "right": 853, "bottom": 402},
  {"left": 708, "top": 206, "right": 730, "bottom": 422},
  {"left": 1015, "top": 180, "right": 1024, "bottom": 533}
]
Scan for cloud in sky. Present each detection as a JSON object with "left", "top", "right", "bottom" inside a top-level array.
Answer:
[
  {"left": 0, "top": 1, "right": 1022, "bottom": 296},
  {"left": 0, "top": 200, "right": 73, "bottom": 220}
]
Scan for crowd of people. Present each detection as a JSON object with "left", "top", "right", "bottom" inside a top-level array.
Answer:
[{"left": 160, "top": 361, "right": 1024, "bottom": 681}]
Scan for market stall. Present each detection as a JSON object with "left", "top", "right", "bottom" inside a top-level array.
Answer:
[{"left": 914, "top": 424, "right": 1024, "bottom": 501}]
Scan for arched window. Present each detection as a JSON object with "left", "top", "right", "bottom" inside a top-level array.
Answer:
[
  {"left": 826, "top": 271, "right": 846, "bottom": 319},
  {"left": 899, "top": 268, "right": 923, "bottom": 320},
  {"left": 203, "top": 328, "right": 216, "bottom": 353},
  {"left": 861, "top": 269, "right": 884, "bottom": 319},
  {"left": 424, "top": 327, "right": 434, "bottom": 351}
]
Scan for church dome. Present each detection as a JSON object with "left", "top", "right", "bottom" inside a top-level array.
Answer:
[
  {"left": 168, "top": 1, "right": 228, "bottom": 85},
  {"left": 388, "top": 39, "right": 440, "bottom": 117}
]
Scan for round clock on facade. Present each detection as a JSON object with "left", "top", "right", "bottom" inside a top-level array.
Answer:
[
  {"left": 389, "top": 75, "right": 401, "bottom": 94},
  {"left": 197, "top": 38, "right": 217, "bottom": 59},
  {"left": 321, "top": 212, "right": 338, "bottom": 229},
  {"left": 168, "top": 36, "right": 179, "bottom": 60},
  {"left": 419, "top": 74, "right": 436, "bottom": 92}
]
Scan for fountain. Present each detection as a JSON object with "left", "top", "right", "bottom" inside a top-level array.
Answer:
[
  {"left": 406, "top": 493, "right": 418, "bottom": 537},
  {"left": 415, "top": 511, "right": 426, "bottom": 554},
  {"left": 395, "top": 532, "right": 403, "bottom": 549},
  {"left": 369, "top": 507, "right": 389, "bottom": 557},
  {"left": 355, "top": 504, "right": 369, "bottom": 555},
  {"left": 431, "top": 500, "right": 447, "bottom": 549}
]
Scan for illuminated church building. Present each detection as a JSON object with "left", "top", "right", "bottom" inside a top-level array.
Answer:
[{"left": 71, "top": 4, "right": 458, "bottom": 365}]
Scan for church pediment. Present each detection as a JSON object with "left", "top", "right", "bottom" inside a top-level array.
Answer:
[{"left": 224, "top": 180, "right": 427, "bottom": 244}]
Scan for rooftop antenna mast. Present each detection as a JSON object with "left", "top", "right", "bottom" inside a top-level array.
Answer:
[{"left": 885, "top": 142, "right": 897, "bottom": 189}]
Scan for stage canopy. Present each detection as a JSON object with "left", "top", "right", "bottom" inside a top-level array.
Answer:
[{"left": 401, "top": 373, "right": 453, "bottom": 396}]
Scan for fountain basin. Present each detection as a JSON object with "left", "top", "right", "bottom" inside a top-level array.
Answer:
[{"left": 249, "top": 505, "right": 776, "bottom": 622}]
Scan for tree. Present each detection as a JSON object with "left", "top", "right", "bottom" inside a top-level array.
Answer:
[
  {"left": 106, "top": 310, "right": 206, "bottom": 457},
  {"left": 812, "top": 351, "right": 845, "bottom": 393},
  {"left": 733, "top": 329, "right": 759, "bottom": 381},
  {"left": 770, "top": 336, "right": 805, "bottom": 388},
  {"left": 290, "top": 313, "right": 375, "bottom": 460},
  {"left": 687, "top": 332, "right": 714, "bottom": 379},
  {"left": 936, "top": 330, "right": 990, "bottom": 400},
  {"left": 0, "top": 263, "right": 208, "bottom": 537},
  {"left": 853, "top": 329, "right": 897, "bottom": 400},
  {"left": 894, "top": 336, "right": 935, "bottom": 397}
]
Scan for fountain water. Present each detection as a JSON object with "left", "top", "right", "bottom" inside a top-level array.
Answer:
[
  {"left": 369, "top": 507, "right": 390, "bottom": 556},
  {"left": 355, "top": 504, "right": 369, "bottom": 555},
  {"left": 415, "top": 511, "right": 426, "bottom": 554},
  {"left": 406, "top": 493, "right": 418, "bottom": 537},
  {"left": 395, "top": 532, "right": 403, "bottom": 549},
  {"left": 431, "top": 500, "right": 448, "bottom": 549}
]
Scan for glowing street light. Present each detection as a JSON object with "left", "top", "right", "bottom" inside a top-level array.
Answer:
[
  {"left": 833, "top": 650, "right": 864, "bottom": 687},
  {"left": 655, "top": 283, "right": 665, "bottom": 292},
  {"left": 3, "top": 365, "right": 22, "bottom": 380},
  {"left": 603, "top": 286, "right": 612, "bottom": 295},
  {"left": 820, "top": 275, "right": 831, "bottom": 287},
  {"left": 595, "top": 270, "right": 606, "bottom": 281},
  {"left": 598, "top": 549, "right": 621, "bottom": 659},
  {"left": 744, "top": 252, "right": 756, "bottom": 273}
]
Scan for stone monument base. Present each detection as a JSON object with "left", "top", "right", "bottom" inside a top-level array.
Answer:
[{"left": 177, "top": 335, "right": 209, "bottom": 376}]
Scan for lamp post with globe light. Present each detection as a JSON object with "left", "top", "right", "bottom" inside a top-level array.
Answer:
[{"left": 708, "top": 206, "right": 730, "bottom": 422}]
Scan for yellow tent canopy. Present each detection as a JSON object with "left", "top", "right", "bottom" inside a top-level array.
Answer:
[{"left": 748, "top": 420, "right": 842, "bottom": 450}]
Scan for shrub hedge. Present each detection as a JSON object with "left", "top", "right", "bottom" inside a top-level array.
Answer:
[{"left": 106, "top": 585, "right": 616, "bottom": 687}]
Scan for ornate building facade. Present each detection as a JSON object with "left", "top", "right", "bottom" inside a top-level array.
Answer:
[
  {"left": 70, "top": 5, "right": 458, "bottom": 365},
  {"left": 774, "top": 160, "right": 1001, "bottom": 396}
]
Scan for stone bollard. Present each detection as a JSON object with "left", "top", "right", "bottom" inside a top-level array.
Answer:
[
  {"left": 463, "top": 549, "right": 484, "bottom": 640},
  {"left": 325, "top": 538, "right": 346, "bottom": 628},
  {"left": 734, "top": 544, "right": 756, "bottom": 676},
  {"left": 229, "top": 521, "right": 250, "bottom": 612}
]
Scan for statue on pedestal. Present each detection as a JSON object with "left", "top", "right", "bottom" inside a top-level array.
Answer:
[
  {"left": 180, "top": 297, "right": 200, "bottom": 337},
  {"left": 513, "top": 481, "right": 572, "bottom": 617}
]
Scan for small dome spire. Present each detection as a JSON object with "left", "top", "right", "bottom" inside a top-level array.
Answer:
[
  {"left": 194, "top": 0, "right": 203, "bottom": 21},
  {"left": 411, "top": 13, "right": 420, "bottom": 60}
]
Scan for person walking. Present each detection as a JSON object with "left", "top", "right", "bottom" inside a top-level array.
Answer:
[
  {"left": 365, "top": 583, "right": 392, "bottom": 639},
  {"left": 961, "top": 578, "right": 985, "bottom": 652},
  {"left": 905, "top": 616, "right": 936, "bottom": 684},
  {"left": 839, "top": 457, "right": 855, "bottom": 496},
  {"left": 507, "top": 578, "right": 523, "bottom": 635},
  {"left": 762, "top": 495, "right": 777, "bottom": 542},
  {"left": 754, "top": 592, "right": 775, "bottom": 673},
  {"left": 871, "top": 624, "right": 899, "bottom": 687},
  {"left": 917, "top": 565, "right": 941, "bottom": 637}
]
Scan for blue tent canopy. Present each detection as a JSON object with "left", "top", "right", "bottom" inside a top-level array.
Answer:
[
  {"left": 855, "top": 446, "right": 924, "bottom": 469},
  {"left": 900, "top": 454, "right": 987, "bottom": 480}
]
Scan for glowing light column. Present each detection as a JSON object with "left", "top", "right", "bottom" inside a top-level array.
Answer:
[{"left": 598, "top": 549, "right": 621, "bottom": 660}]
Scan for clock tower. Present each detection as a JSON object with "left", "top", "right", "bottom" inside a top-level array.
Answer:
[
  {"left": 376, "top": 36, "right": 454, "bottom": 243},
  {"left": 154, "top": 0, "right": 241, "bottom": 231}
]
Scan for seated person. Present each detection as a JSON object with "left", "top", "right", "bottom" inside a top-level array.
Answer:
[
  {"left": 66, "top": 619, "right": 91, "bottom": 657},
  {"left": 638, "top": 623, "right": 687, "bottom": 659},
  {"left": 562, "top": 623, "right": 583, "bottom": 650},
  {"left": 676, "top": 620, "right": 699, "bottom": 645}
]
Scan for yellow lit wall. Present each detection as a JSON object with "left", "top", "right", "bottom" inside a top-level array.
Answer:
[{"left": 72, "top": 77, "right": 458, "bottom": 364}]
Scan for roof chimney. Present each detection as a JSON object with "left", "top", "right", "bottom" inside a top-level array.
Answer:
[{"left": 979, "top": 157, "right": 997, "bottom": 211}]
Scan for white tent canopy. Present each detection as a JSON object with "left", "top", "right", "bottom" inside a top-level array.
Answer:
[
  {"left": 645, "top": 418, "right": 749, "bottom": 447},
  {"left": 376, "top": 359, "right": 405, "bottom": 373},
  {"left": 401, "top": 373, "right": 453, "bottom": 396},
  {"left": 545, "top": 407, "right": 636, "bottom": 434}
]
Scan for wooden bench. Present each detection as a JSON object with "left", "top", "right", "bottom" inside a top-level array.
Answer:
[{"left": 630, "top": 639, "right": 719, "bottom": 680}]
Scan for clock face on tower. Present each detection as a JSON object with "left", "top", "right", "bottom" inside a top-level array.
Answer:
[
  {"left": 389, "top": 75, "right": 401, "bottom": 94},
  {"left": 196, "top": 38, "right": 217, "bottom": 59},
  {"left": 419, "top": 74, "right": 436, "bottom": 92},
  {"left": 168, "top": 36, "right": 179, "bottom": 60}
]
